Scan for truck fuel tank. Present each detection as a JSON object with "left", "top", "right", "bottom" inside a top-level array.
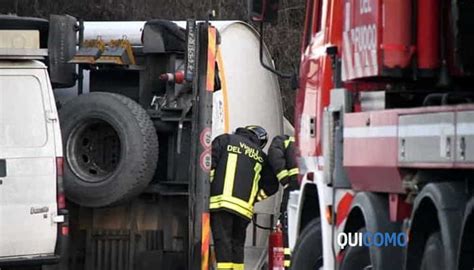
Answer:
[{"left": 342, "top": 0, "right": 413, "bottom": 81}]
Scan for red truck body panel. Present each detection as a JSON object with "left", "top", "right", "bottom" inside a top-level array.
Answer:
[
  {"left": 343, "top": 110, "right": 404, "bottom": 193},
  {"left": 343, "top": 104, "right": 474, "bottom": 193},
  {"left": 297, "top": 28, "right": 332, "bottom": 160}
]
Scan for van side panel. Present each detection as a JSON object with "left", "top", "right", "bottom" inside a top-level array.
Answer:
[{"left": 0, "top": 66, "right": 58, "bottom": 260}]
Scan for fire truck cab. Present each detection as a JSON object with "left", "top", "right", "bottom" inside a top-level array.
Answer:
[{"left": 252, "top": 0, "right": 474, "bottom": 269}]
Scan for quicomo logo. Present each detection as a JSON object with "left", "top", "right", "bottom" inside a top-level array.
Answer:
[{"left": 337, "top": 232, "right": 408, "bottom": 250}]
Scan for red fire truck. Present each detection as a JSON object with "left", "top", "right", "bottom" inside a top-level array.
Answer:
[{"left": 251, "top": 0, "right": 474, "bottom": 269}]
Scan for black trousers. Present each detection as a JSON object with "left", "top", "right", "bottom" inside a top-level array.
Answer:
[{"left": 211, "top": 210, "right": 250, "bottom": 269}]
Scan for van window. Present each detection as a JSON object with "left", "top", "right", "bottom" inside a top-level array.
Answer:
[{"left": 0, "top": 75, "right": 47, "bottom": 147}]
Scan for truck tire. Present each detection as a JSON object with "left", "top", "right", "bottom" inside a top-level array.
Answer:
[
  {"left": 339, "top": 228, "right": 371, "bottom": 270},
  {"left": 459, "top": 198, "right": 474, "bottom": 270},
  {"left": 420, "top": 232, "right": 444, "bottom": 270},
  {"left": 60, "top": 92, "right": 158, "bottom": 207},
  {"left": 290, "top": 218, "right": 322, "bottom": 270}
]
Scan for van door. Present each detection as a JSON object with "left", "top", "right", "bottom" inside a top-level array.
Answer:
[{"left": 0, "top": 66, "right": 58, "bottom": 259}]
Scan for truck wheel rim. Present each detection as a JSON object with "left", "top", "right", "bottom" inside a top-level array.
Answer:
[{"left": 67, "top": 118, "right": 122, "bottom": 183}]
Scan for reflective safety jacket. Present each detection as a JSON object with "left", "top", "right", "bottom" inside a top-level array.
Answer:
[
  {"left": 210, "top": 131, "right": 278, "bottom": 220},
  {"left": 268, "top": 135, "right": 299, "bottom": 188}
]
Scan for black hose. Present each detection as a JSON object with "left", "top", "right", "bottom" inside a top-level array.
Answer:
[
  {"left": 252, "top": 214, "right": 275, "bottom": 231},
  {"left": 258, "top": 22, "right": 292, "bottom": 79}
]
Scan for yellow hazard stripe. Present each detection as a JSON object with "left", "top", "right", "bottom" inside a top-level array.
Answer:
[
  {"left": 201, "top": 212, "right": 210, "bottom": 270},
  {"left": 233, "top": 263, "right": 244, "bottom": 270},
  {"left": 284, "top": 248, "right": 291, "bottom": 255},
  {"left": 277, "top": 170, "right": 289, "bottom": 181},
  {"left": 284, "top": 260, "right": 291, "bottom": 267},
  {"left": 288, "top": 168, "right": 299, "bottom": 176},
  {"left": 206, "top": 26, "right": 217, "bottom": 92},
  {"left": 217, "top": 262, "right": 233, "bottom": 269}
]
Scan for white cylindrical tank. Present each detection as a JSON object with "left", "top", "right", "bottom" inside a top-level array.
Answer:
[
  {"left": 209, "top": 22, "right": 283, "bottom": 140},
  {"left": 83, "top": 21, "right": 145, "bottom": 44}
]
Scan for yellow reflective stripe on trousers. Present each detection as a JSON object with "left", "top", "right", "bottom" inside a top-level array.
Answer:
[
  {"left": 277, "top": 169, "right": 289, "bottom": 181},
  {"left": 217, "top": 262, "right": 233, "bottom": 269},
  {"left": 284, "top": 136, "right": 295, "bottom": 148},
  {"left": 288, "top": 167, "right": 299, "bottom": 176},
  {"left": 284, "top": 247, "right": 291, "bottom": 268},
  {"left": 233, "top": 263, "right": 244, "bottom": 270},
  {"left": 223, "top": 153, "right": 238, "bottom": 196},
  {"left": 248, "top": 162, "right": 262, "bottom": 206}
]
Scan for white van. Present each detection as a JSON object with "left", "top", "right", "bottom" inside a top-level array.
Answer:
[{"left": 0, "top": 30, "right": 67, "bottom": 267}]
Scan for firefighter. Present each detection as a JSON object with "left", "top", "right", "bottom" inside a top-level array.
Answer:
[
  {"left": 267, "top": 135, "right": 299, "bottom": 269},
  {"left": 210, "top": 125, "right": 278, "bottom": 270}
]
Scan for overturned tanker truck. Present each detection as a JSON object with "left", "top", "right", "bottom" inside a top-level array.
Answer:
[{"left": 50, "top": 17, "right": 287, "bottom": 270}]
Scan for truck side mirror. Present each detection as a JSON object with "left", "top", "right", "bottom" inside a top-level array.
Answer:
[
  {"left": 248, "top": 0, "right": 280, "bottom": 24},
  {"left": 250, "top": 0, "right": 292, "bottom": 79}
]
